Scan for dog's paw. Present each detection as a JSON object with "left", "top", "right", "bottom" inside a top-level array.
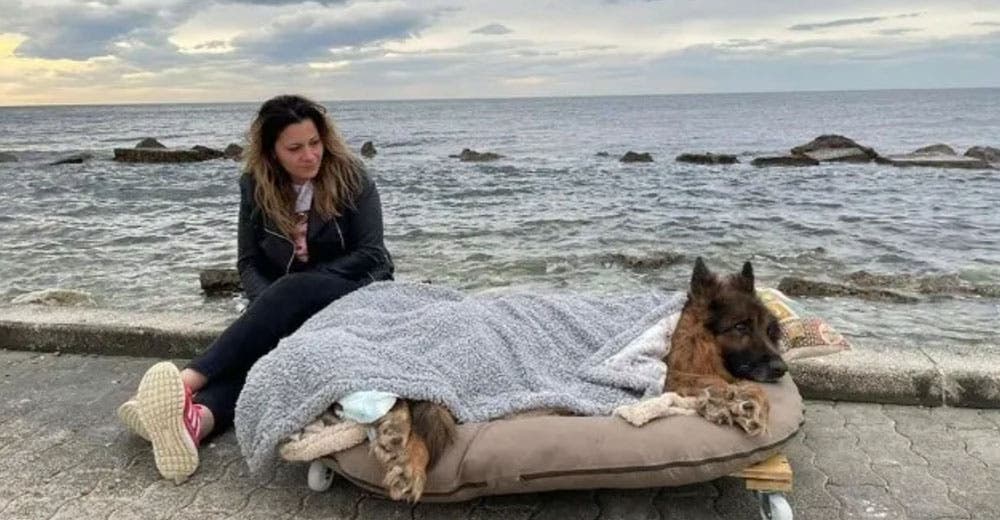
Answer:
[
  {"left": 697, "top": 387, "right": 734, "bottom": 427},
  {"left": 729, "top": 383, "right": 770, "bottom": 436},
  {"left": 371, "top": 404, "right": 411, "bottom": 466},
  {"left": 384, "top": 457, "right": 427, "bottom": 503},
  {"left": 695, "top": 384, "right": 769, "bottom": 435}
]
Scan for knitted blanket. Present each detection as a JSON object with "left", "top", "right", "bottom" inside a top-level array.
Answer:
[{"left": 235, "top": 281, "right": 685, "bottom": 474}]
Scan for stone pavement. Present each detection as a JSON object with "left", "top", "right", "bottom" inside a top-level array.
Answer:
[{"left": 1, "top": 350, "right": 999, "bottom": 520}]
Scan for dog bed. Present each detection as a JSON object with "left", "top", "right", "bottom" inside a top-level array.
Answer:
[{"left": 307, "top": 375, "right": 802, "bottom": 502}]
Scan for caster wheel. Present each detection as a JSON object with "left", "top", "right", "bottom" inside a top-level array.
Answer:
[
  {"left": 758, "top": 492, "right": 792, "bottom": 520},
  {"left": 307, "top": 460, "right": 335, "bottom": 492}
]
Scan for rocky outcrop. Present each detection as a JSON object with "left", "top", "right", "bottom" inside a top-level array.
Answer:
[
  {"left": 11, "top": 289, "right": 96, "bottom": 306},
  {"left": 136, "top": 138, "right": 166, "bottom": 149},
  {"left": 964, "top": 146, "right": 1000, "bottom": 164},
  {"left": 200, "top": 269, "right": 242, "bottom": 296},
  {"left": 360, "top": 141, "right": 377, "bottom": 158},
  {"left": 49, "top": 153, "right": 94, "bottom": 165},
  {"left": 777, "top": 277, "right": 918, "bottom": 303},
  {"left": 790, "top": 135, "right": 879, "bottom": 163},
  {"left": 751, "top": 156, "right": 819, "bottom": 167},
  {"left": 881, "top": 145, "right": 993, "bottom": 169},
  {"left": 224, "top": 143, "right": 244, "bottom": 161},
  {"left": 595, "top": 151, "right": 611, "bottom": 157},
  {"left": 114, "top": 145, "right": 227, "bottom": 163},
  {"left": 620, "top": 151, "right": 653, "bottom": 163},
  {"left": 846, "top": 270, "right": 1000, "bottom": 298},
  {"left": 0, "top": 152, "right": 17, "bottom": 162},
  {"left": 675, "top": 153, "right": 738, "bottom": 165},
  {"left": 602, "top": 251, "right": 685, "bottom": 272},
  {"left": 912, "top": 143, "right": 956, "bottom": 156},
  {"left": 449, "top": 148, "right": 503, "bottom": 162}
]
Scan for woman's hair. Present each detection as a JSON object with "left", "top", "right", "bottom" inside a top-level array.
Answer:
[{"left": 244, "top": 94, "right": 363, "bottom": 238}]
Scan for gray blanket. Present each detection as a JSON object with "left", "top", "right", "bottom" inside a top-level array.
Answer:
[{"left": 235, "top": 281, "right": 685, "bottom": 474}]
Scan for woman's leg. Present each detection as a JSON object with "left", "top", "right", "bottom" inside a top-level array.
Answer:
[
  {"left": 127, "top": 272, "right": 365, "bottom": 482},
  {"left": 186, "top": 272, "right": 364, "bottom": 383}
]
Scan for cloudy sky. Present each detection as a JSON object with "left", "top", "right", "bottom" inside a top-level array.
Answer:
[{"left": 1, "top": 0, "right": 999, "bottom": 105}]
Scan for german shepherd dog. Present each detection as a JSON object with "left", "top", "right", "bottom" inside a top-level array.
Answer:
[{"left": 371, "top": 257, "right": 787, "bottom": 502}]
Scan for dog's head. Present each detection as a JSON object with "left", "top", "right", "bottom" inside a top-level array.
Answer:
[{"left": 685, "top": 257, "right": 787, "bottom": 383}]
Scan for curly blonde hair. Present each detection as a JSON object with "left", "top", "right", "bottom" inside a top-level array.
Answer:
[{"left": 243, "top": 95, "right": 363, "bottom": 239}]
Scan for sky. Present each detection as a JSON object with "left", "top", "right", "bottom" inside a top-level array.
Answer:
[{"left": 0, "top": 0, "right": 999, "bottom": 105}]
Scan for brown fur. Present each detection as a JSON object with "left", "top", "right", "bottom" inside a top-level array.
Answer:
[
  {"left": 370, "top": 400, "right": 455, "bottom": 502},
  {"left": 372, "top": 257, "right": 786, "bottom": 502},
  {"left": 666, "top": 257, "right": 787, "bottom": 436}
]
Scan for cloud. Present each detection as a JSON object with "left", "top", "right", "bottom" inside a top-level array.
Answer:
[
  {"left": 471, "top": 23, "right": 513, "bottom": 35},
  {"left": 193, "top": 40, "right": 229, "bottom": 50},
  {"left": 877, "top": 27, "right": 921, "bottom": 36},
  {"left": 789, "top": 16, "right": 885, "bottom": 31},
  {"left": 220, "top": 0, "right": 348, "bottom": 4},
  {"left": 230, "top": 5, "right": 444, "bottom": 62},
  {"left": 972, "top": 21, "right": 1000, "bottom": 27}
]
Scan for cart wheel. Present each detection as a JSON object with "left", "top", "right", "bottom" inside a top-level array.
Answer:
[
  {"left": 307, "top": 460, "right": 335, "bottom": 492},
  {"left": 758, "top": 492, "right": 792, "bottom": 520}
]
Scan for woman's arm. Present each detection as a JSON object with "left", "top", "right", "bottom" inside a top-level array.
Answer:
[
  {"left": 236, "top": 176, "right": 276, "bottom": 300},
  {"left": 308, "top": 175, "right": 392, "bottom": 281}
]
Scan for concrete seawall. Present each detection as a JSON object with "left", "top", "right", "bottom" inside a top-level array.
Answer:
[{"left": 1, "top": 305, "right": 997, "bottom": 408}]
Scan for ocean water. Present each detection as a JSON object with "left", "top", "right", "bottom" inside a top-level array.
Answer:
[{"left": 1, "top": 89, "right": 999, "bottom": 350}]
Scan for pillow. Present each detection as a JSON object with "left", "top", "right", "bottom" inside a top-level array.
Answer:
[
  {"left": 756, "top": 287, "right": 851, "bottom": 361},
  {"left": 316, "top": 376, "right": 802, "bottom": 502}
]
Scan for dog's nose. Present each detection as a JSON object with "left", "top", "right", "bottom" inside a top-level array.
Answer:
[{"left": 768, "top": 358, "right": 788, "bottom": 380}]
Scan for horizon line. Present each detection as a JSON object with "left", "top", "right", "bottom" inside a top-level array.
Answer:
[{"left": 1, "top": 85, "right": 998, "bottom": 109}]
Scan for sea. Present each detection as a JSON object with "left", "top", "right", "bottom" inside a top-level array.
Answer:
[{"left": 1, "top": 88, "right": 998, "bottom": 350}]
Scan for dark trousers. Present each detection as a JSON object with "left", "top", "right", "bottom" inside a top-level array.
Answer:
[{"left": 187, "top": 272, "right": 364, "bottom": 434}]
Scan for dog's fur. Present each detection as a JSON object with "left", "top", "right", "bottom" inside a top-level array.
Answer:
[
  {"left": 373, "top": 257, "right": 787, "bottom": 502},
  {"left": 665, "top": 257, "right": 787, "bottom": 436}
]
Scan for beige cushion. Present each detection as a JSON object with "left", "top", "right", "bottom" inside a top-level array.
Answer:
[
  {"left": 757, "top": 287, "right": 851, "bottom": 361},
  {"left": 322, "top": 376, "right": 803, "bottom": 502}
]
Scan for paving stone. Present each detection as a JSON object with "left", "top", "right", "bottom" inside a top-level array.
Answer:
[
  {"left": 413, "top": 499, "right": 478, "bottom": 520},
  {"left": 531, "top": 490, "right": 600, "bottom": 520},
  {"left": 873, "top": 462, "right": 969, "bottom": 519},
  {"left": 49, "top": 498, "right": 123, "bottom": 520},
  {"left": 594, "top": 488, "right": 659, "bottom": 520},
  {"left": 827, "top": 484, "right": 906, "bottom": 519},
  {"left": 355, "top": 496, "right": 414, "bottom": 520},
  {"left": 294, "top": 482, "right": 364, "bottom": 519},
  {"left": 653, "top": 494, "right": 724, "bottom": 520}
]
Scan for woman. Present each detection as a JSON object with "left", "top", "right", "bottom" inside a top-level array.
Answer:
[{"left": 117, "top": 94, "right": 394, "bottom": 483}]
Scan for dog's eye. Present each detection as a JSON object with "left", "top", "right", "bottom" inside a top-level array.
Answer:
[{"left": 733, "top": 321, "right": 750, "bottom": 334}]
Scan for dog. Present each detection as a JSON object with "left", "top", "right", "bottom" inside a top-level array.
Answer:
[
  {"left": 372, "top": 257, "right": 787, "bottom": 502},
  {"left": 665, "top": 257, "right": 788, "bottom": 436}
]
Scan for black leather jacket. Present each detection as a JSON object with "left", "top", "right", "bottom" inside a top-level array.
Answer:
[{"left": 236, "top": 170, "right": 394, "bottom": 301}]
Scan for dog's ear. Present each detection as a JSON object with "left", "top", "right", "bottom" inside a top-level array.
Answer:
[
  {"left": 734, "top": 261, "right": 755, "bottom": 293},
  {"left": 690, "top": 257, "right": 717, "bottom": 298}
]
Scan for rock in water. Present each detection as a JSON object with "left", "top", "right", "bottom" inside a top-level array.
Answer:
[
  {"left": 136, "top": 137, "right": 167, "bottom": 149},
  {"left": 751, "top": 156, "right": 819, "bottom": 167},
  {"left": 50, "top": 153, "right": 94, "bottom": 165},
  {"left": 200, "top": 269, "right": 242, "bottom": 296},
  {"left": 620, "top": 151, "right": 653, "bottom": 163},
  {"left": 12, "top": 289, "right": 96, "bottom": 306},
  {"left": 964, "top": 146, "right": 1000, "bottom": 164},
  {"left": 224, "top": 143, "right": 244, "bottom": 160},
  {"left": 360, "top": 141, "right": 377, "bottom": 158},
  {"left": 675, "top": 153, "right": 738, "bottom": 165},
  {"left": 449, "top": 148, "right": 503, "bottom": 162},
  {"left": 790, "top": 135, "right": 879, "bottom": 163},
  {"left": 912, "top": 143, "right": 956, "bottom": 156}
]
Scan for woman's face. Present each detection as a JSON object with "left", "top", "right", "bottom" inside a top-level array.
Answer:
[{"left": 274, "top": 119, "right": 324, "bottom": 184}]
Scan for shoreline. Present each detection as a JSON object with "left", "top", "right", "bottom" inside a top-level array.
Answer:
[{"left": 2, "top": 304, "right": 997, "bottom": 409}]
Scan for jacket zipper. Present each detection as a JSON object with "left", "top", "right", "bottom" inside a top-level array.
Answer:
[
  {"left": 265, "top": 226, "right": 296, "bottom": 274},
  {"left": 333, "top": 220, "right": 346, "bottom": 249}
]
